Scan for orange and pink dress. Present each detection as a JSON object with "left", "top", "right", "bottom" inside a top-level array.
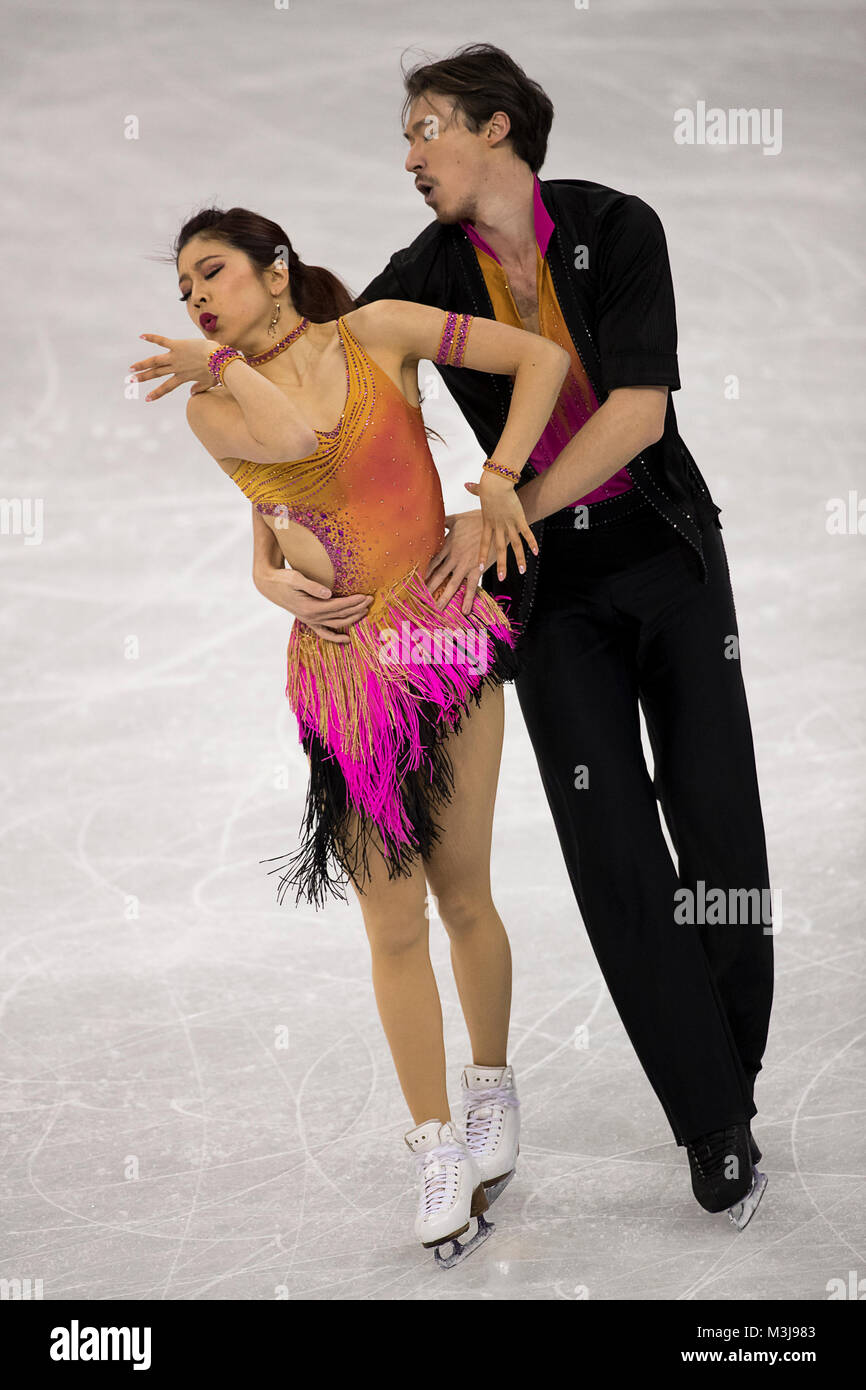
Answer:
[{"left": 228, "top": 311, "right": 520, "bottom": 908}]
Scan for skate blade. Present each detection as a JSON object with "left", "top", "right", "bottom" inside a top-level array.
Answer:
[
  {"left": 433, "top": 1212, "right": 495, "bottom": 1269},
  {"left": 483, "top": 1167, "right": 516, "bottom": 1205},
  {"left": 728, "top": 1167, "right": 768, "bottom": 1230},
  {"left": 422, "top": 1182, "right": 489, "bottom": 1251}
]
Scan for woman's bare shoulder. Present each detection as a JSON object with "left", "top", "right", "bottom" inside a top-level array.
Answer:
[
  {"left": 342, "top": 300, "right": 447, "bottom": 365},
  {"left": 341, "top": 299, "right": 405, "bottom": 341}
]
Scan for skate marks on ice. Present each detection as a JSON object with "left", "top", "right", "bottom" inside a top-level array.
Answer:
[{"left": 2, "top": 0, "right": 865, "bottom": 1301}]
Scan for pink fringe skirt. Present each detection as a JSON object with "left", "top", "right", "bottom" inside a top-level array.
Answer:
[{"left": 259, "top": 563, "right": 522, "bottom": 909}]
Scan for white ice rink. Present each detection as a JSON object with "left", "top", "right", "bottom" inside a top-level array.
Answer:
[{"left": 1, "top": 0, "right": 864, "bottom": 1301}]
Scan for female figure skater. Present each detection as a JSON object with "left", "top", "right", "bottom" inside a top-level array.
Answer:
[{"left": 131, "top": 207, "right": 569, "bottom": 1267}]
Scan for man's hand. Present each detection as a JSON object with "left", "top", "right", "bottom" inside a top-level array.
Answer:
[
  {"left": 424, "top": 511, "right": 503, "bottom": 616},
  {"left": 254, "top": 564, "right": 373, "bottom": 644}
]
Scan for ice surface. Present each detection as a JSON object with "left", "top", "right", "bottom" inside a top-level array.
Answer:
[{"left": 0, "top": 0, "right": 863, "bottom": 1301}]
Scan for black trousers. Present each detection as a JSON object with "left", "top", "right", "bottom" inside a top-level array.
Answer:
[{"left": 513, "top": 493, "right": 774, "bottom": 1144}]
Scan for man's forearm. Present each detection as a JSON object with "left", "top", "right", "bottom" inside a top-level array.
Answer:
[
  {"left": 253, "top": 552, "right": 285, "bottom": 593},
  {"left": 516, "top": 392, "right": 663, "bottom": 526},
  {"left": 251, "top": 504, "right": 287, "bottom": 595}
]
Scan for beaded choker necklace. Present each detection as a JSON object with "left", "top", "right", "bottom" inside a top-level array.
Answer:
[{"left": 245, "top": 316, "right": 311, "bottom": 367}]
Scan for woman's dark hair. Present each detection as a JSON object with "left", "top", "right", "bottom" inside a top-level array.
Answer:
[
  {"left": 165, "top": 205, "right": 444, "bottom": 444},
  {"left": 400, "top": 42, "right": 554, "bottom": 173},
  {"left": 170, "top": 206, "right": 355, "bottom": 323}
]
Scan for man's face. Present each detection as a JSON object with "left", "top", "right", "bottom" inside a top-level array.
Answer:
[{"left": 402, "top": 92, "right": 484, "bottom": 225}]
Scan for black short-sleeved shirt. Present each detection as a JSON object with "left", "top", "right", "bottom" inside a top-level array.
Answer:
[
  {"left": 355, "top": 176, "right": 718, "bottom": 597},
  {"left": 591, "top": 193, "right": 682, "bottom": 394}
]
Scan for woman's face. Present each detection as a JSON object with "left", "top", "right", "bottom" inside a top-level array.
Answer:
[{"left": 176, "top": 235, "right": 273, "bottom": 343}]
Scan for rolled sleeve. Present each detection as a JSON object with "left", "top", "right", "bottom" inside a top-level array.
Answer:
[{"left": 596, "top": 196, "right": 681, "bottom": 392}]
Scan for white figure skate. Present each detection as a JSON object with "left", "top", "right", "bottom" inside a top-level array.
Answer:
[
  {"left": 404, "top": 1118, "right": 493, "bottom": 1269},
  {"left": 459, "top": 1064, "right": 520, "bottom": 1205}
]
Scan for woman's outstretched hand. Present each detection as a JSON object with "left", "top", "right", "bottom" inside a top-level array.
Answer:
[
  {"left": 464, "top": 473, "right": 538, "bottom": 582},
  {"left": 129, "top": 334, "right": 216, "bottom": 401}
]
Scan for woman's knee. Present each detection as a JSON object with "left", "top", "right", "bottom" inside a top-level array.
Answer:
[
  {"left": 431, "top": 883, "right": 496, "bottom": 936},
  {"left": 362, "top": 907, "right": 430, "bottom": 957}
]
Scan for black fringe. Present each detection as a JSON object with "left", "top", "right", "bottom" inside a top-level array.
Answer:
[{"left": 258, "top": 622, "right": 524, "bottom": 911}]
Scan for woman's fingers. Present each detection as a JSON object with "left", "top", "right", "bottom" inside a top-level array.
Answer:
[
  {"left": 130, "top": 356, "right": 173, "bottom": 386},
  {"left": 508, "top": 525, "right": 526, "bottom": 574},
  {"left": 496, "top": 528, "right": 510, "bottom": 581},
  {"left": 131, "top": 337, "right": 172, "bottom": 380},
  {"left": 522, "top": 521, "right": 539, "bottom": 556},
  {"left": 145, "top": 374, "right": 182, "bottom": 401}
]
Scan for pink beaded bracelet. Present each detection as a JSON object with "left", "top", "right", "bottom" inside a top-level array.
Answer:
[{"left": 207, "top": 344, "right": 246, "bottom": 386}]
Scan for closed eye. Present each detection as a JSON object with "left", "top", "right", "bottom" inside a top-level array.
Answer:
[{"left": 179, "top": 266, "right": 221, "bottom": 302}]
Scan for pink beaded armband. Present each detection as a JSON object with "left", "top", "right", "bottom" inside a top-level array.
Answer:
[
  {"left": 435, "top": 311, "right": 473, "bottom": 367},
  {"left": 208, "top": 344, "right": 246, "bottom": 385}
]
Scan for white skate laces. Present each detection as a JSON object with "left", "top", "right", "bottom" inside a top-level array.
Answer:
[
  {"left": 414, "top": 1142, "right": 468, "bottom": 1215},
  {"left": 463, "top": 1085, "right": 520, "bottom": 1153},
  {"left": 404, "top": 1079, "right": 519, "bottom": 1268}
]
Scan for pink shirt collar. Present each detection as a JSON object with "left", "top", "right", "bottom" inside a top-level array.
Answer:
[{"left": 459, "top": 173, "right": 554, "bottom": 263}]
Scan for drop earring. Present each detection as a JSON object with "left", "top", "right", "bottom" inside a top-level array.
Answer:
[{"left": 268, "top": 297, "right": 282, "bottom": 337}]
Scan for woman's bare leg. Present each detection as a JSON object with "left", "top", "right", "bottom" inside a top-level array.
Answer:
[
  {"left": 324, "top": 680, "right": 509, "bottom": 1125},
  {"left": 423, "top": 682, "right": 512, "bottom": 1069},
  {"left": 334, "top": 806, "right": 451, "bottom": 1127}
]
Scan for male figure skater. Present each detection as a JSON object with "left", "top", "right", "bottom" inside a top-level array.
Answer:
[{"left": 264, "top": 43, "right": 774, "bottom": 1221}]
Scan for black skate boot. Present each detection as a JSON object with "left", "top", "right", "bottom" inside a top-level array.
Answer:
[
  {"left": 749, "top": 1128, "right": 762, "bottom": 1164},
  {"left": 686, "top": 1123, "right": 768, "bottom": 1229}
]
